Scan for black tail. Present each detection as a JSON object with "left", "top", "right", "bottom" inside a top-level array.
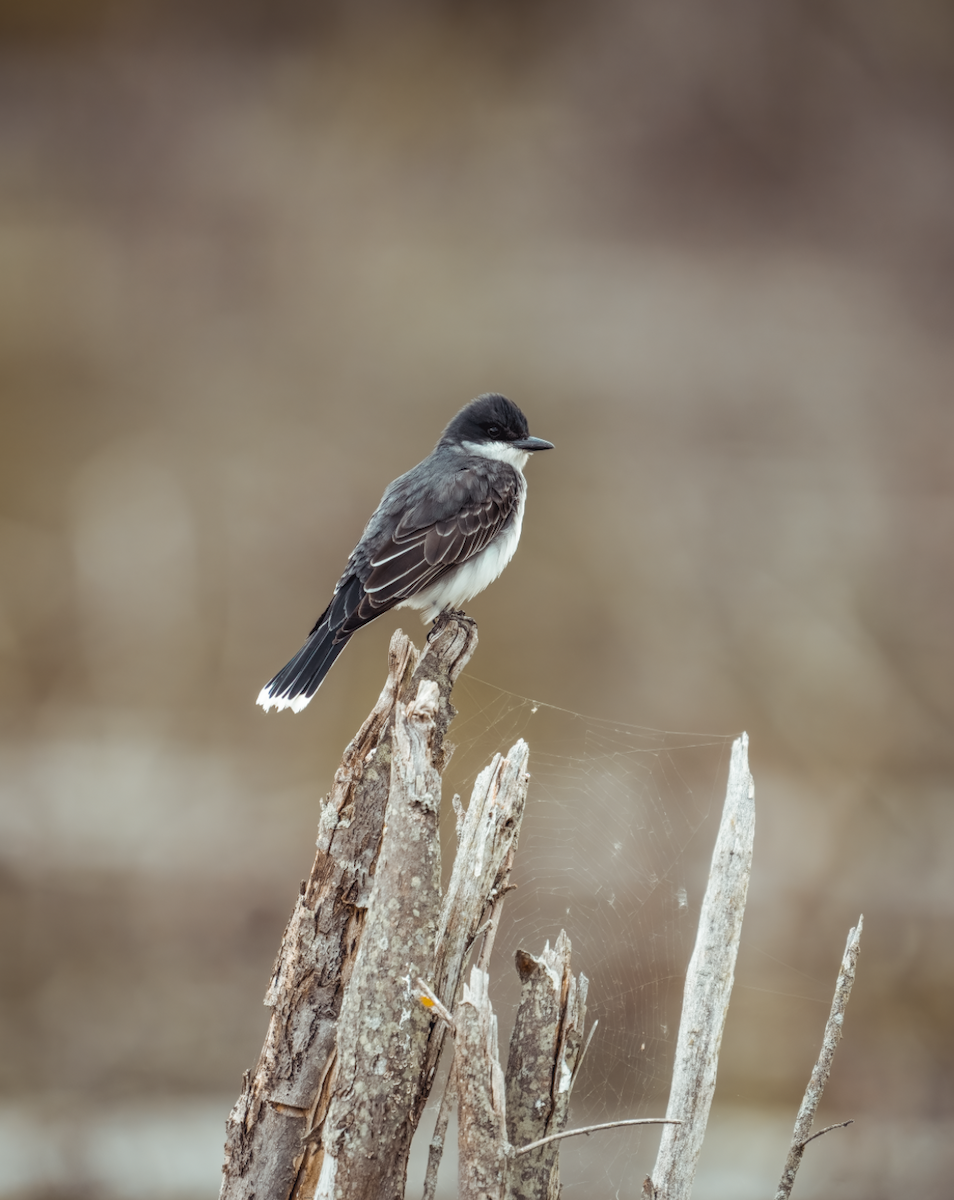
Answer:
[{"left": 257, "top": 624, "right": 352, "bottom": 712}]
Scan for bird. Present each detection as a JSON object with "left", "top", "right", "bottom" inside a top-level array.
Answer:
[{"left": 257, "top": 393, "right": 554, "bottom": 712}]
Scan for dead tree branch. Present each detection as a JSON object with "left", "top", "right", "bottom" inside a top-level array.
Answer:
[
  {"left": 220, "top": 617, "right": 477, "bottom": 1200},
  {"left": 515, "top": 1117, "right": 681, "bottom": 1157},
  {"left": 505, "top": 931, "right": 588, "bottom": 1200},
  {"left": 221, "top": 640, "right": 805, "bottom": 1200},
  {"left": 421, "top": 1061, "right": 457, "bottom": 1200},
  {"left": 799, "top": 1119, "right": 854, "bottom": 1148},
  {"left": 420, "top": 741, "right": 530, "bottom": 1199},
  {"left": 456, "top": 967, "right": 511, "bottom": 1200},
  {"left": 312, "top": 679, "right": 446, "bottom": 1199},
  {"left": 646, "top": 731, "right": 755, "bottom": 1200},
  {"left": 431, "top": 744, "right": 530, "bottom": 1062},
  {"left": 417, "top": 979, "right": 457, "bottom": 1031},
  {"left": 774, "top": 918, "right": 863, "bottom": 1200}
]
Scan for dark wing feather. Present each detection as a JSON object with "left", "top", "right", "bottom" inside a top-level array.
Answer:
[
  {"left": 339, "top": 465, "right": 519, "bottom": 634},
  {"left": 317, "top": 572, "right": 364, "bottom": 635},
  {"left": 361, "top": 537, "right": 442, "bottom": 600}
]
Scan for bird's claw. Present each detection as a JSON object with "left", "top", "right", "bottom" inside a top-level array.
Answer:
[{"left": 427, "top": 608, "right": 469, "bottom": 642}]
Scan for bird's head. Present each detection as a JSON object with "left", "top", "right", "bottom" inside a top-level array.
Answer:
[{"left": 440, "top": 393, "right": 554, "bottom": 462}]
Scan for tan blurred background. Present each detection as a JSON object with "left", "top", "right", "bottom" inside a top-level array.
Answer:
[{"left": 1, "top": 2, "right": 954, "bottom": 1197}]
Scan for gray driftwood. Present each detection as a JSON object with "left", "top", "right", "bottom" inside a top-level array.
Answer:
[
  {"left": 645, "top": 731, "right": 755, "bottom": 1200},
  {"left": 456, "top": 966, "right": 511, "bottom": 1200},
  {"left": 313, "top": 679, "right": 445, "bottom": 1198},
  {"left": 220, "top": 616, "right": 477, "bottom": 1200},
  {"left": 505, "top": 931, "right": 588, "bottom": 1200},
  {"left": 429, "top": 743, "right": 531, "bottom": 1072},
  {"left": 223, "top": 637, "right": 839, "bottom": 1200},
  {"left": 421, "top": 741, "right": 531, "bottom": 1200},
  {"left": 452, "top": 937, "right": 673, "bottom": 1200},
  {"left": 774, "top": 917, "right": 863, "bottom": 1200}
]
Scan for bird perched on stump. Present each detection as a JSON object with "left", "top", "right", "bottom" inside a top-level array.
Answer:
[{"left": 257, "top": 393, "right": 554, "bottom": 712}]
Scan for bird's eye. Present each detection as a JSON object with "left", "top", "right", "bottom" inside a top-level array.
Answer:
[{"left": 486, "top": 424, "right": 502, "bottom": 438}]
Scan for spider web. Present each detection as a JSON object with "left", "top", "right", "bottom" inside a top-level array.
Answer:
[{"left": 415, "top": 672, "right": 736, "bottom": 1198}]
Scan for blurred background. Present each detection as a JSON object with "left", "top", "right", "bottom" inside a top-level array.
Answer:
[{"left": 1, "top": 1, "right": 954, "bottom": 1196}]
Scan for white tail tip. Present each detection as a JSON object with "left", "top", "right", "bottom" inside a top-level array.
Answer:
[{"left": 257, "top": 686, "right": 313, "bottom": 713}]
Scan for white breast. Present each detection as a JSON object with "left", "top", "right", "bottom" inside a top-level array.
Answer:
[{"left": 399, "top": 482, "right": 527, "bottom": 623}]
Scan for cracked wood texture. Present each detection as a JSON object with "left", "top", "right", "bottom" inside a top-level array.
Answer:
[
  {"left": 427, "top": 742, "right": 530, "bottom": 1081},
  {"left": 420, "top": 739, "right": 530, "bottom": 1199},
  {"left": 308, "top": 731, "right": 531, "bottom": 1198},
  {"left": 311, "top": 678, "right": 445, "bottom": 1199},
  {"left": 505, "top": 930, "right": 587, "bottom": 1200},
  {"left": 646, "top": 732, "right": 755, "bottom": 1200},
  {"left": 457, "top": 967, "right": 511, "bottom": 1200},
  {"left": 219, "top": 615, "right": 477, "bottom": 1200}
]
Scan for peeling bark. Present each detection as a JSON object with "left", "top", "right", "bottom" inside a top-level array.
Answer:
[
  {"left": 223, "top": 620, "right": 762, "bottom": 1200},
  {"left": 426, "top": 743, "right": 530, "bottom": 1084},
  {"left": 421, "top": 741, "right": 530, "bottom": 1199},
  {"left": 457, "top": 967, "right": 511, "bottom": 1200},
  {"left": 505, "top": 931, "right": 587, "bottom": 1200},
  {"left": 220, "top": 616, "right": 477, "bottom": 1200},
  {"left": 313, "top": 680, "right": 445, "bottom": 1199}
]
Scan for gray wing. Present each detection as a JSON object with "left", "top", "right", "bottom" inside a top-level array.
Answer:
[{"left": 338, "top": 463, "right": 520, "bottom": 635}]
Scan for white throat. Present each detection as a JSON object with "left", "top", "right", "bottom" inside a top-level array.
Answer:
[{"left": 459, "top": 439, "right": 530, "bottom": 471}]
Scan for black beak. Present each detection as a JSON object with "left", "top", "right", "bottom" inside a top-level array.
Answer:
[{"left": 513, "top": 436, "right": 554, "bottom": 452}]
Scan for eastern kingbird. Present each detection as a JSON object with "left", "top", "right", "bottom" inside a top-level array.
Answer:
[{"left": 257, "top": 393, "right": 553, "bottom": 712}]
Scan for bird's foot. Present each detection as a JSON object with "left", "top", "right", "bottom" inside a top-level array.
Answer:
[{"left": 427, "top": 607, "right": 469, "bottom": 642}]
